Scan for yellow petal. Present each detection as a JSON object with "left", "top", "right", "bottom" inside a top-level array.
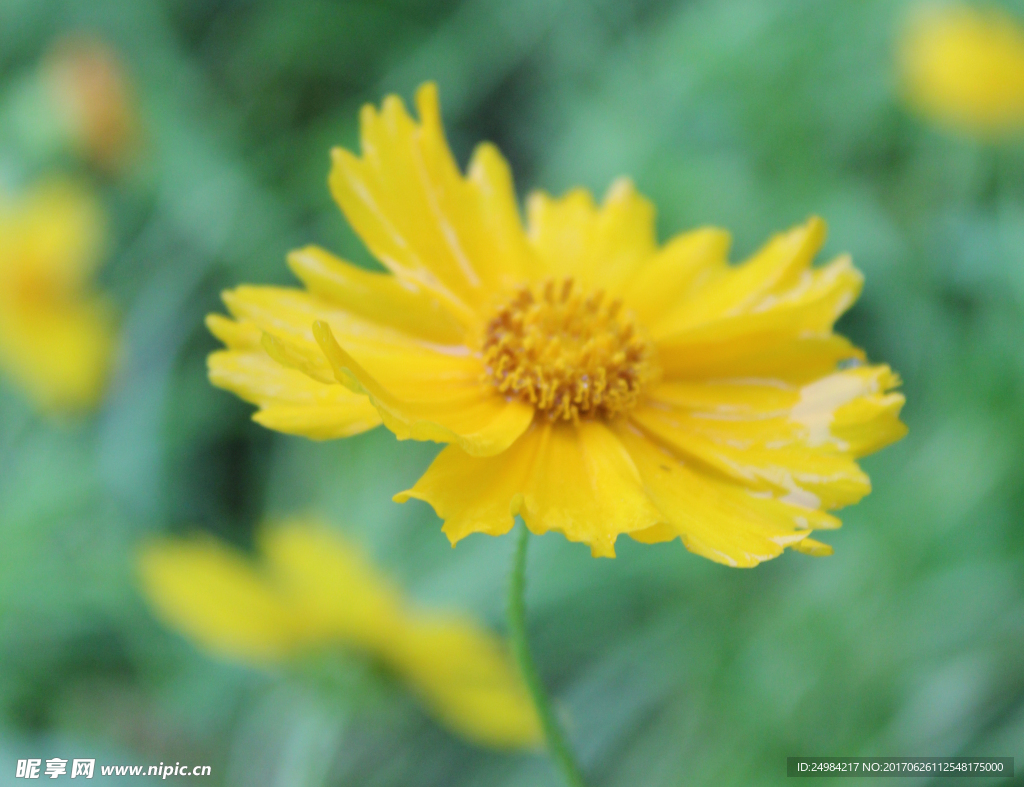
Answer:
[
  {"left": 791, "top": 365, "right": 908, "bottom": 457},
  {"left": 221, "top": 285, "right": 448, "bottom": 365},
  {"left": 286, "top": 245, "right": 464, "bottom": 345},
  {"left": 259, "top": 521, "right": 406, "bottom": 651},
  {"left": 206, "top": 315, "right": 381, "bottom": 441},
  {"left": 220, "top": 285, "right": 477, "bottom": 391},
  {"left": 900, "top": 5, "right": 1024, "bottom": 134},
  {"left": 617, "top": 426, "right": 835, "bottom": 567},
  {"left": 394, "top": 431, "right": 540, "bottom": 543},
  {"left": 641, "top": 364, "right": 906, "bottom": 461},
  {"left": 664, "top": 335, "right": 864, "bottom": 383},
  {"left": 631, "top": 396, "right": 870, "bottom": 511},
  {"left": 790, "top": 537, "right": 834, "bottom": 557},
  {"left": 219, "top": 285, "right": 533, "bottom": 455},
  {"left": 386, "top": 615, "right": 542, "bottom": 749},
  {"left": 621, "top": 227, "right": 731, "bottom": 329},
  {"left": 397, "top": 420, "right": 662, "bottom": 557},
  {"left": 259, "top": 331, "right": 337, "bottom": 385},
  {"left": 328, "top": 83, "right": 533, "bottom": 321},
  {"left": 219, "top": 283, "right": 492, "bottom": 431},
  {"left": 655, "top": 255, "right": 865, "bottom": 381},
  {"left": 465, "top": 141, "right": 536, "bottom": 286},
  {"left": 654, "top": 235, "right": 856, "bottom": 345},
  {"left": 653, "top": 217, "right": 828, "bottom": 333},
  {"left": 137, "top": 536, "right": 305, "bottom": 663},
  {"left": 524, "top": 178, "right": 658, "bottom": 291},
  {"left": 626, "top": 366, "right": 906, "bottom": 516},
  {"left": 314, "top": 320, "right": 533, "bottom": 456}
]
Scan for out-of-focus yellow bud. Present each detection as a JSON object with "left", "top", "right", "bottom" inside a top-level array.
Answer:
[
  {"left": 900, "top": 5, "right": 1024, "bottom": 135},
  {"left": 44, "top": 36, "right": 140, "bottom": 172},
  {"left": 0, "top": 179, "right": 117, "bottom": 412}
]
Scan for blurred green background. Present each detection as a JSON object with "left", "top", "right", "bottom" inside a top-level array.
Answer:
[{"left": 1, "top": 0, "right": 1023, "bottom": 784}]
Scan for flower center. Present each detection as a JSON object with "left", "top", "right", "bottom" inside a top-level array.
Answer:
[{"left": 482, "top": 278, "right": 656, "bottom": 422}]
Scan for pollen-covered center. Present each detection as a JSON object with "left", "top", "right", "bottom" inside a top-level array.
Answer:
[{"left": 482, "top": 278, "right": 655, "bottom": 422}]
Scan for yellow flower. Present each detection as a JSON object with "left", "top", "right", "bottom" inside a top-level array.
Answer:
[
  {"left": 900, "top": 5, "right": 1024, "bottom": 134},
  {"left": 138, "top": 519, "right": 542, "bottom": 750},
  {"left": 207, "top": 83, "right": 906, "bottom": 565},
  {"left": 0, "top": 179, "right": 116, "bottom": 411}
]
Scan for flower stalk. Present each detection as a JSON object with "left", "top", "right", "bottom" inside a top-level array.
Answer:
[{"left": 507, "top": 525, "right": 588, "bottom": 787}]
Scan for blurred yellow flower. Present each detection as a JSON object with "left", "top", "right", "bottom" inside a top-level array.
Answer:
[
  {"left": 900, "top": 5, "right": 1024, "bottom": 134},
  {"left": 207, "top": 83, "right": 906, "bottom": 564},
  {"left": 138, "top": 520, "right": 542, "bottom": 750},
  {"left": 0, "top": 180, "right": 116, "bottom": 411},
  {"left": 45, "top": 36, "right": 140, "bottom": 172}
]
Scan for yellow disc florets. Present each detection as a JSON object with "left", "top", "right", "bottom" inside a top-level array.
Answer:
[{"left": 482, "top": 278, "right": 656, "bottom": 422}]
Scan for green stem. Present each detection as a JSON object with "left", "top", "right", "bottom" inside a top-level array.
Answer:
[{"left": 507, "top": 525, "right": 588, "bottom": 787}]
